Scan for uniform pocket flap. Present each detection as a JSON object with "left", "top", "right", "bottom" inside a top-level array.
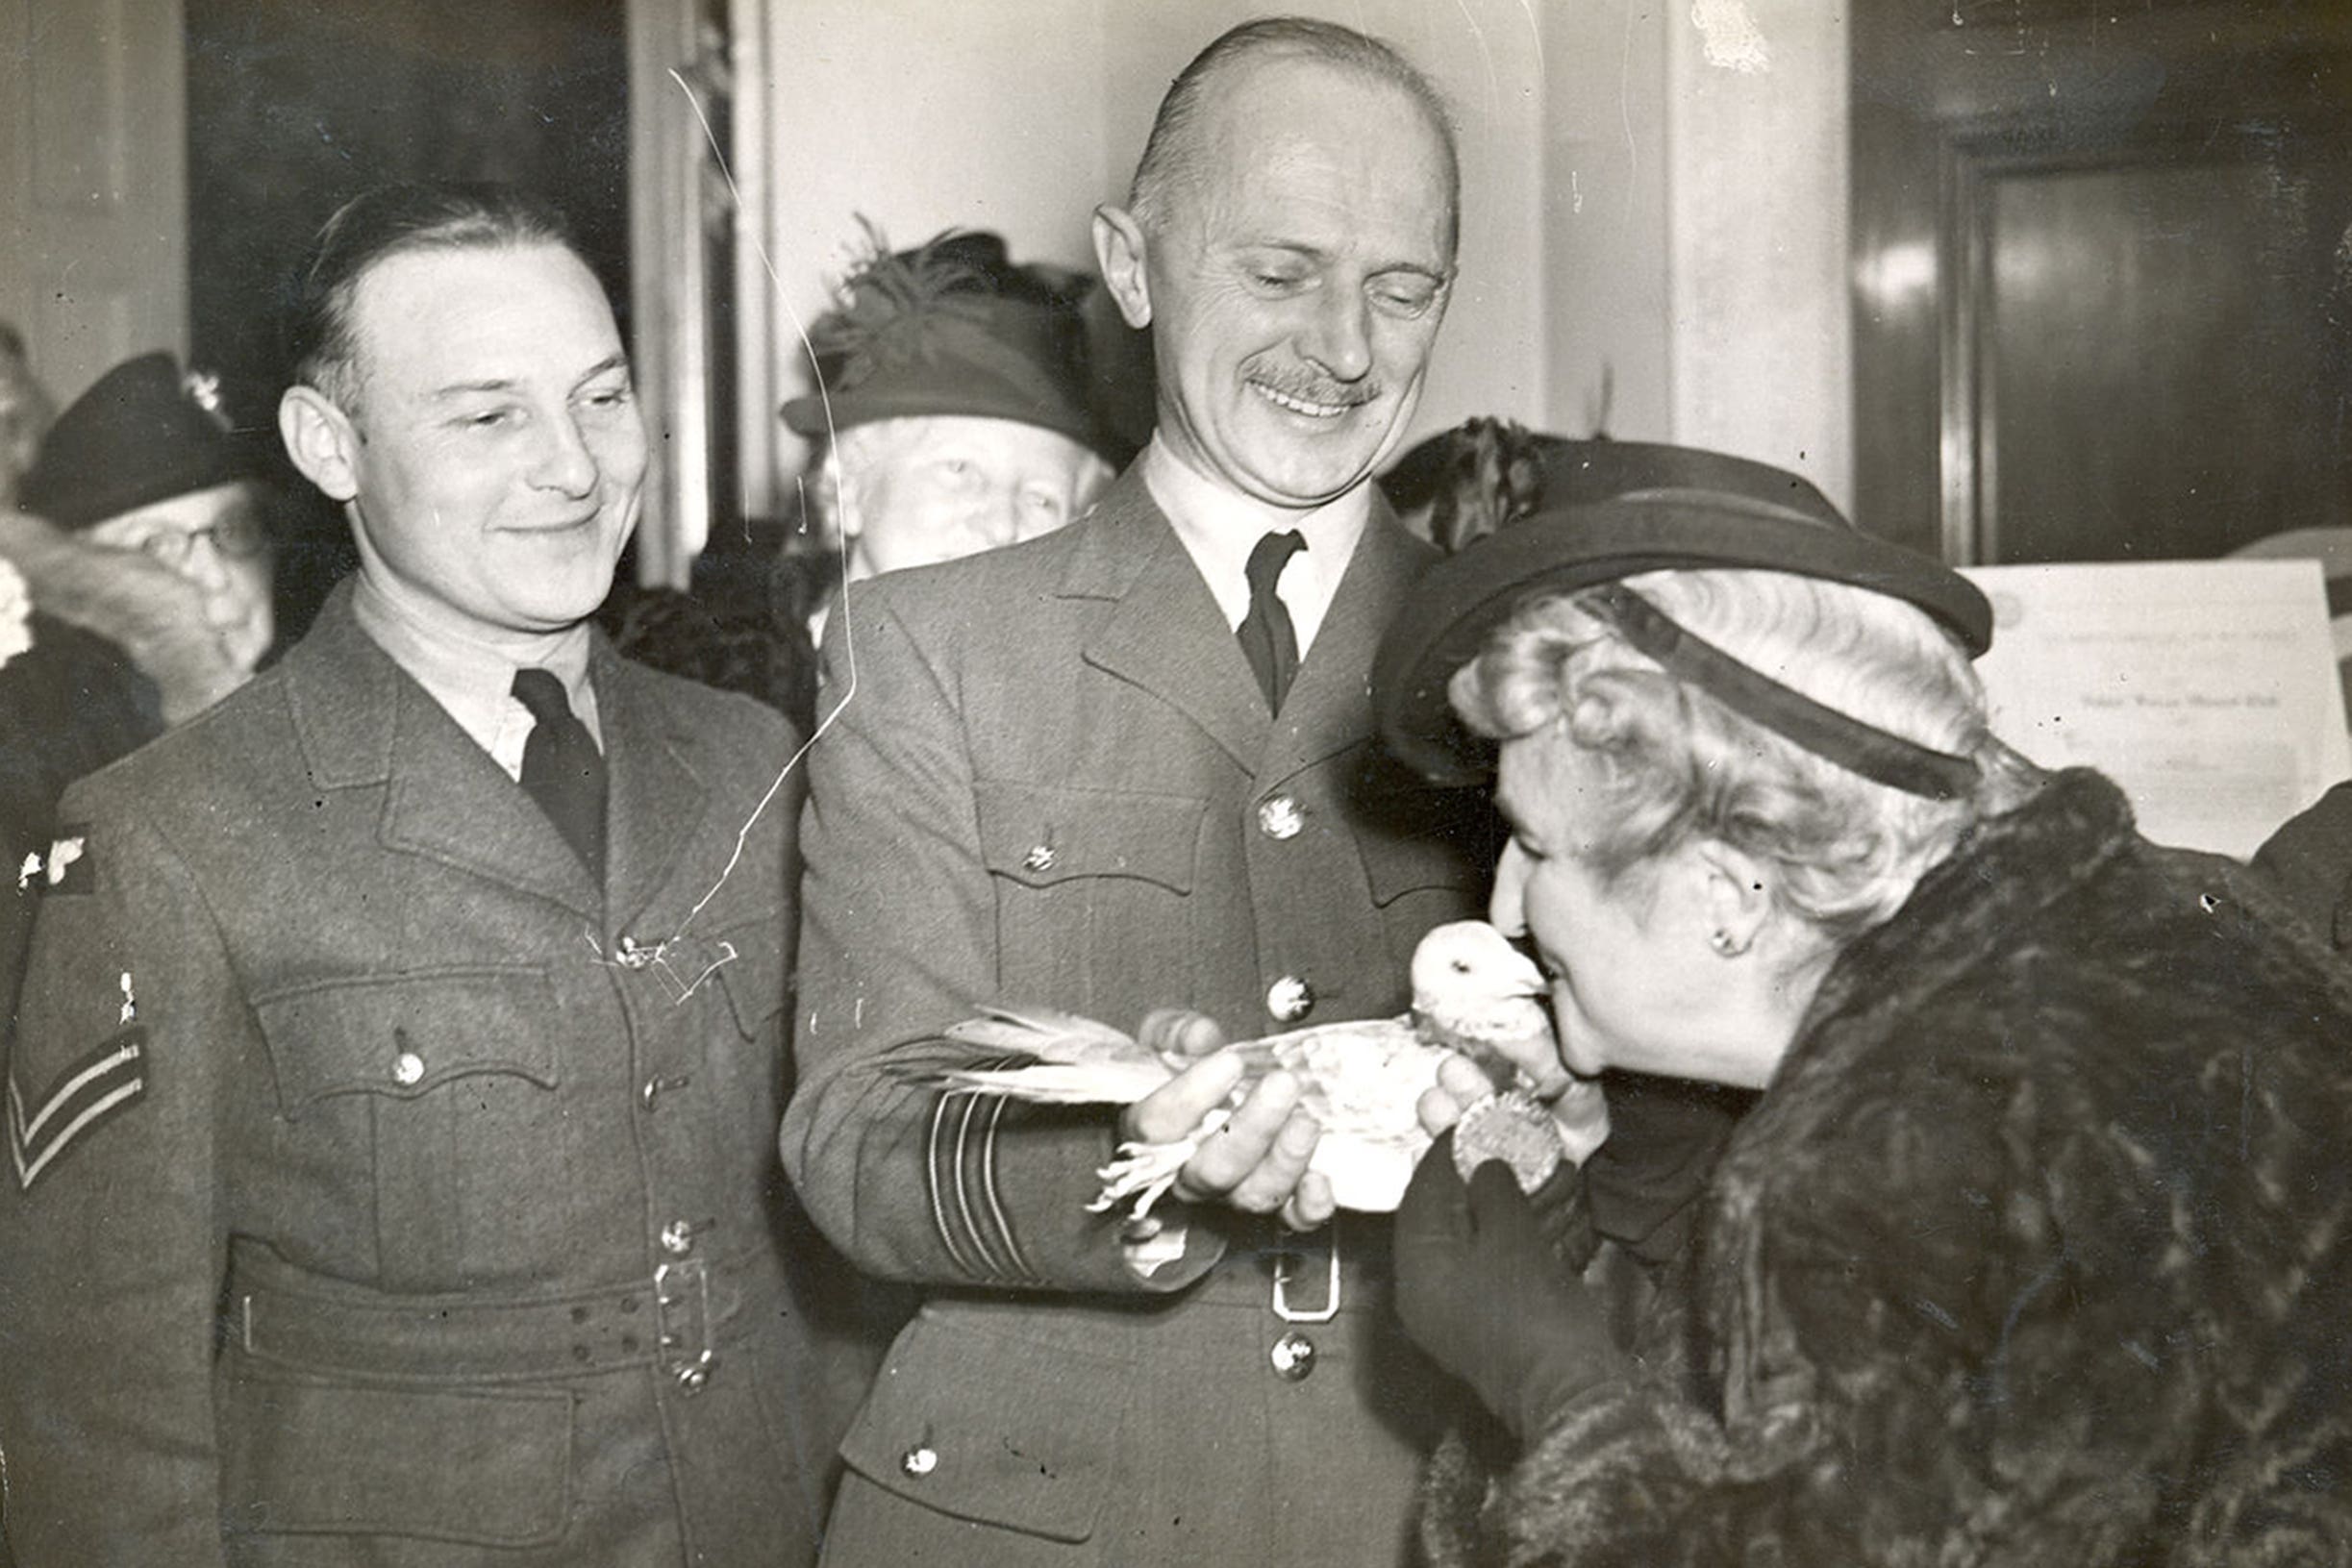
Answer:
[
  {"left": 710, "top": 917, "right": 788, "bottom": 1036},
  {"left": 1357, "top": 827, "right": 1488, "bottom": 908},
  {"left": 975, "top": 781, "right": 1204, "bottom": 894},
  {"left": 220, "top": 1371, "right": 572, "bottom": 1548},
  {"left": 253, "top": 967, "right": 559, "bottom": 1111},
  {"left": 838, "top": 1313, "right": 1123, "bottom": 1542}
]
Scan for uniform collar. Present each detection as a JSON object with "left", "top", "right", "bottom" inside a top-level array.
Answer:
[
  {"left": 1139, "top": 435, "right": 1369, "bottom": 654},
  {"left": 351, "top": 568, "right": 601, "bottom": 780}
]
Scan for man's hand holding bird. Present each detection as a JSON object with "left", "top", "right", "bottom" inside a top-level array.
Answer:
[{"left": 918, "top": 922, "right": 1610, "bottom": 1224}]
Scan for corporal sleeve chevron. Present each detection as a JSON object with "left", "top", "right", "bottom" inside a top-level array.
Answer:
[
  {"left": 7, "top": 1023, "right": 148, "bottom": 1189},
  {"left": 0, "top": 788, "right": 247, "bottom": 1565}
]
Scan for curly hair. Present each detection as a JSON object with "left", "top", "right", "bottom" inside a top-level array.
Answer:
[{"left": 1451, "top": 568, "right": 2042, "bottom": 946}]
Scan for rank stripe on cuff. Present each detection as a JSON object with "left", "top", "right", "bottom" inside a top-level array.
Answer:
[
  {"left": 947, "top": 1092, "right": 1013, "bottom": 1281},
  {"left": 922, "top": 1054, "right": 1040, "bottom": 1284},
  {"left": 973, "top": 1093, "right": 1038, "bottom": 1283},
  {"left": 9, "top": 1025, "right": 148, "bottom": 1191},
  {"left": 924, "top": 1090, "right": 987, "bottom": 1281}
]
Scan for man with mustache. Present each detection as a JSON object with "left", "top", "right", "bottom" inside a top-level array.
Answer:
[
  {"left": 0, "top": 183, "right": 856, "bottom": 1564},
  {"left": 786, "top": 18, "right": 1489, "bottom": 1564}
]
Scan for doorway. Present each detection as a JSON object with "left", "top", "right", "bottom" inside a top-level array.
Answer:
[{"left": 1853, "top": 4, "right": 2352, "bottom": 564}]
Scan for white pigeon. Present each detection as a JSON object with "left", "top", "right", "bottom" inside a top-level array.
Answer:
[{"left": 921, "top": 920, "right": 1568, "bottom": 1214}]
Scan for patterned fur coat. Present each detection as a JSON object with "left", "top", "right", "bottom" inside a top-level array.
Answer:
[{"left": 1433, "top": 768, "right": 2352, "bottom": 1566}]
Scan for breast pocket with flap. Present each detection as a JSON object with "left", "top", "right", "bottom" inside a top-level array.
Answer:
[
  {"left": 251, "top": 966, "right": 563, "bottom": 1289},
  {"left": 974, "top": 781, "right": 1207, "bottom": 1011}
]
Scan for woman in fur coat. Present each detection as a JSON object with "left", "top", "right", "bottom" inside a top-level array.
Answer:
[{"left": 1374, "top": 463, "right": 2352, "bottom": 1566}]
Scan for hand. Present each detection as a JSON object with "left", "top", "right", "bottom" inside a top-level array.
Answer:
[
  {"left": 1394, "top": 1132, "right": 1623, "bottom": 1440},
  {"left": 1415, "top": 1050, "right": 1508, "bottom": 1136},
  {"left": 1122, "top": 1008, "right": 1334, "bottom": 1232},
  {"left": 1418, "top": 1053, "right": 1614, "bottom": 1168}
]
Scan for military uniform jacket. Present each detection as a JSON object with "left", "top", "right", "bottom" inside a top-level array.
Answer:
[
  {"left": 783, "top": 467, "right": 1493, "bottom": 1565},
  {"left": 0, "top": 584, "right": 852, "bottom": 1565}
]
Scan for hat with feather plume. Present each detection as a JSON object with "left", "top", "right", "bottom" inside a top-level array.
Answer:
[{"left": 782, "top": 223, "right": 1110, "bottom": 457}]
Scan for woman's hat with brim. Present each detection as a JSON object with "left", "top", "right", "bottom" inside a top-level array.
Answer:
[
  {"left": 780, "top": 228, "right": 1115, "bottom": 460},
  {"left": 1373, "top": 437, "right": 1994, "bottom": 786},
  {"left": 19, "top": 352, "right": 254, "bottom": 530}
]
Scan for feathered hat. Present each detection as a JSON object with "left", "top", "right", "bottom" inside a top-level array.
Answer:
[{"left": 782, "top": 225, "right": 1112, "bottom": 458}]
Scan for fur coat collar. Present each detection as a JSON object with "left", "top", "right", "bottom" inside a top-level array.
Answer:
[
  {"left": 1455, "top": 769, "right": 2352, "bottom": 1566},
  {"left": 0, "top": 509, "right": 249, "bottom": 724}
]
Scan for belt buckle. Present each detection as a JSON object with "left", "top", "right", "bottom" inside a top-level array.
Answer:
[
  {"left": 654, "top": 1258, "right": 716, "bottom": 1390},
  {"left": 1270, "top": 1233, "right": 1340, "bottom": 1324}
]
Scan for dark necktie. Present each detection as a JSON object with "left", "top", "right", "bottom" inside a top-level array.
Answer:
[
  {"left": 1237, "top": 530, "right": 1306, "bottom": 713},
  {"left": 513, "top": 667, "right": 607, "bottom": 882}
]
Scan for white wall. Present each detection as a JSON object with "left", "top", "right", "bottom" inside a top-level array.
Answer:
[
  {"left": 751, "top": 0, "right": 1848, "bottom": 520},
  {"left": 1666, "top": 0, "right": 1851, "bottom": 510},
  {"left": 1542, "top": 0, "right": 1851, "bottom": 510},
  {"left": 757, "top": 0, "right": 1113, "bottom": 513},
  {"left": 1541, "top": 0, "right": 1674, "bottom": 444},
  {"left": 0, "top": 0, "right": 188, "bottom": 409}
]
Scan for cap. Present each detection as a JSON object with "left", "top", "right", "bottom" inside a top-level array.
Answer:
[
  {"left": 781, "top": 228, "right": 1110, "bottom": 458},
  {"left": 1372, "top": 437, "right": 1994, "bottom": 785},
  {"left": 19, "top": 352, "right": 255, "bottom": 530}
]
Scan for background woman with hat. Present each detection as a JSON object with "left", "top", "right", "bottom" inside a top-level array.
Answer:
[
  {"left": 783, "top": 226, "right": 1120, "bottom": 588},
  {"left": 1377, "top": 454, "right": 2352, "bottom": 1565},
  {"left": 1, "top": 350, "right": 271, "bottom": 1048},
  {"left": 608, "top": 228, "right": 1118, "bottom": 731}
]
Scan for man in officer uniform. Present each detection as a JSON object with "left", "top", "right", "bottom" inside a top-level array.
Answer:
[
  {"left": 0, "top": 184, "right": 855, "bottom": 1564},
  {"left": 785, "top": 19, "right": 1491, "bottom": 1564}
]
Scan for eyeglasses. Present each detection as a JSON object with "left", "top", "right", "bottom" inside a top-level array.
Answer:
[{"left": 129, "top": 510, "right": 271, "bottom": 564}]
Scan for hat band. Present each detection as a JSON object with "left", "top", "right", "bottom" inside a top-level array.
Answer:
[{"left": 1587, "top": 585, "right": 1979, "bottom": 801}]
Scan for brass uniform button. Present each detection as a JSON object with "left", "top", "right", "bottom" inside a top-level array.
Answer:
[
  {"left": 1265, "top": 975, "right": 1314, "bottom": 1024},
  {"left": 391, "top": 1051, "right": 425, "bottom": 1087},
  {"left": 1269, "top": 1331, "right": 1317, "bottom": 1381},
  {"left": 900, "top": 1444, "right": 938, "bottom": 1477},
  {"left": 1256, "top": 794, "right": 1305, "bottom": 840},
  {"left": 660, "top": 1219, "right": 695, "bottom": 1256}
]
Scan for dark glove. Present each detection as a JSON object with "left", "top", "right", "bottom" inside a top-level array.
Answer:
[{"left": 1394, "top": 1132, "right": 1626, "bottom": 1441}]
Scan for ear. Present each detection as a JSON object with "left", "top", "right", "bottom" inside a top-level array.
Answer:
[
  {"left": 278, "top": 385, "right": 361, "bottom": 504},
  {"left": 1091, "top": 205, "right": 1153, "bottom": 331},
  {"left": 816, "top": 444, "right": 862, "bottom": 542},
  {"left": 1694, "top": 839, "right": 1774, "bottom": 958}
]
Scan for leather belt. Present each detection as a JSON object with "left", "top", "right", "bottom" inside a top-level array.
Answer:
[{"left": 227, "top": 1243, "right": 774, "bottom": 1388}]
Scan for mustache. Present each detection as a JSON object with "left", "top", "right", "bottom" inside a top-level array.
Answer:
[{"left": 1247, "top": 366, "right": 1382, "bottom": 409}]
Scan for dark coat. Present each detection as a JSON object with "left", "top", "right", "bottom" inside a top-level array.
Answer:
[
  {"left": 0, "top": 617, "right": 160, "bottom": 1053},
  {"left": 599, "top": 546, "right": 835, "bottom": 735},
  {"left": 1442, "top": 769, "right": 2352, "bottom": 1567},
  {"left": 2251, "top": 780, "right": 2352, "bottom": 955},
  {"left": 784, "top": 465, "right": 1497, "bottom": 1565},
  {"left": 0, "top": 583, "right": 865, "bottom": 1566}
]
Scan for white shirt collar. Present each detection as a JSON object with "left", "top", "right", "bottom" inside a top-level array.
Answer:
[
  {"left": 350, "top": 569, "right": 602, "bottom": 783},
  {"left": 1140, "top": 436, "right": 1369, "bottom": 654}
]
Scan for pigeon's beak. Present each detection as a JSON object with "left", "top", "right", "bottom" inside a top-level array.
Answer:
[{"left": 1501, "top": 938, "right": 1547, "bottom": 997}]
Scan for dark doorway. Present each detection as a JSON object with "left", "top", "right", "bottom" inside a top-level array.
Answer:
[
  {"left": 1853, "top": 4, "right": 2352, "bottom": 565},
  {"left": 184, "top": 0, "right": 630, "bottom": 637}
]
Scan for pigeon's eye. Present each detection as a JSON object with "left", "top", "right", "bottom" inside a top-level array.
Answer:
[{"left": 1450, "top": 958, "right": 1471, "bottom": 974}]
